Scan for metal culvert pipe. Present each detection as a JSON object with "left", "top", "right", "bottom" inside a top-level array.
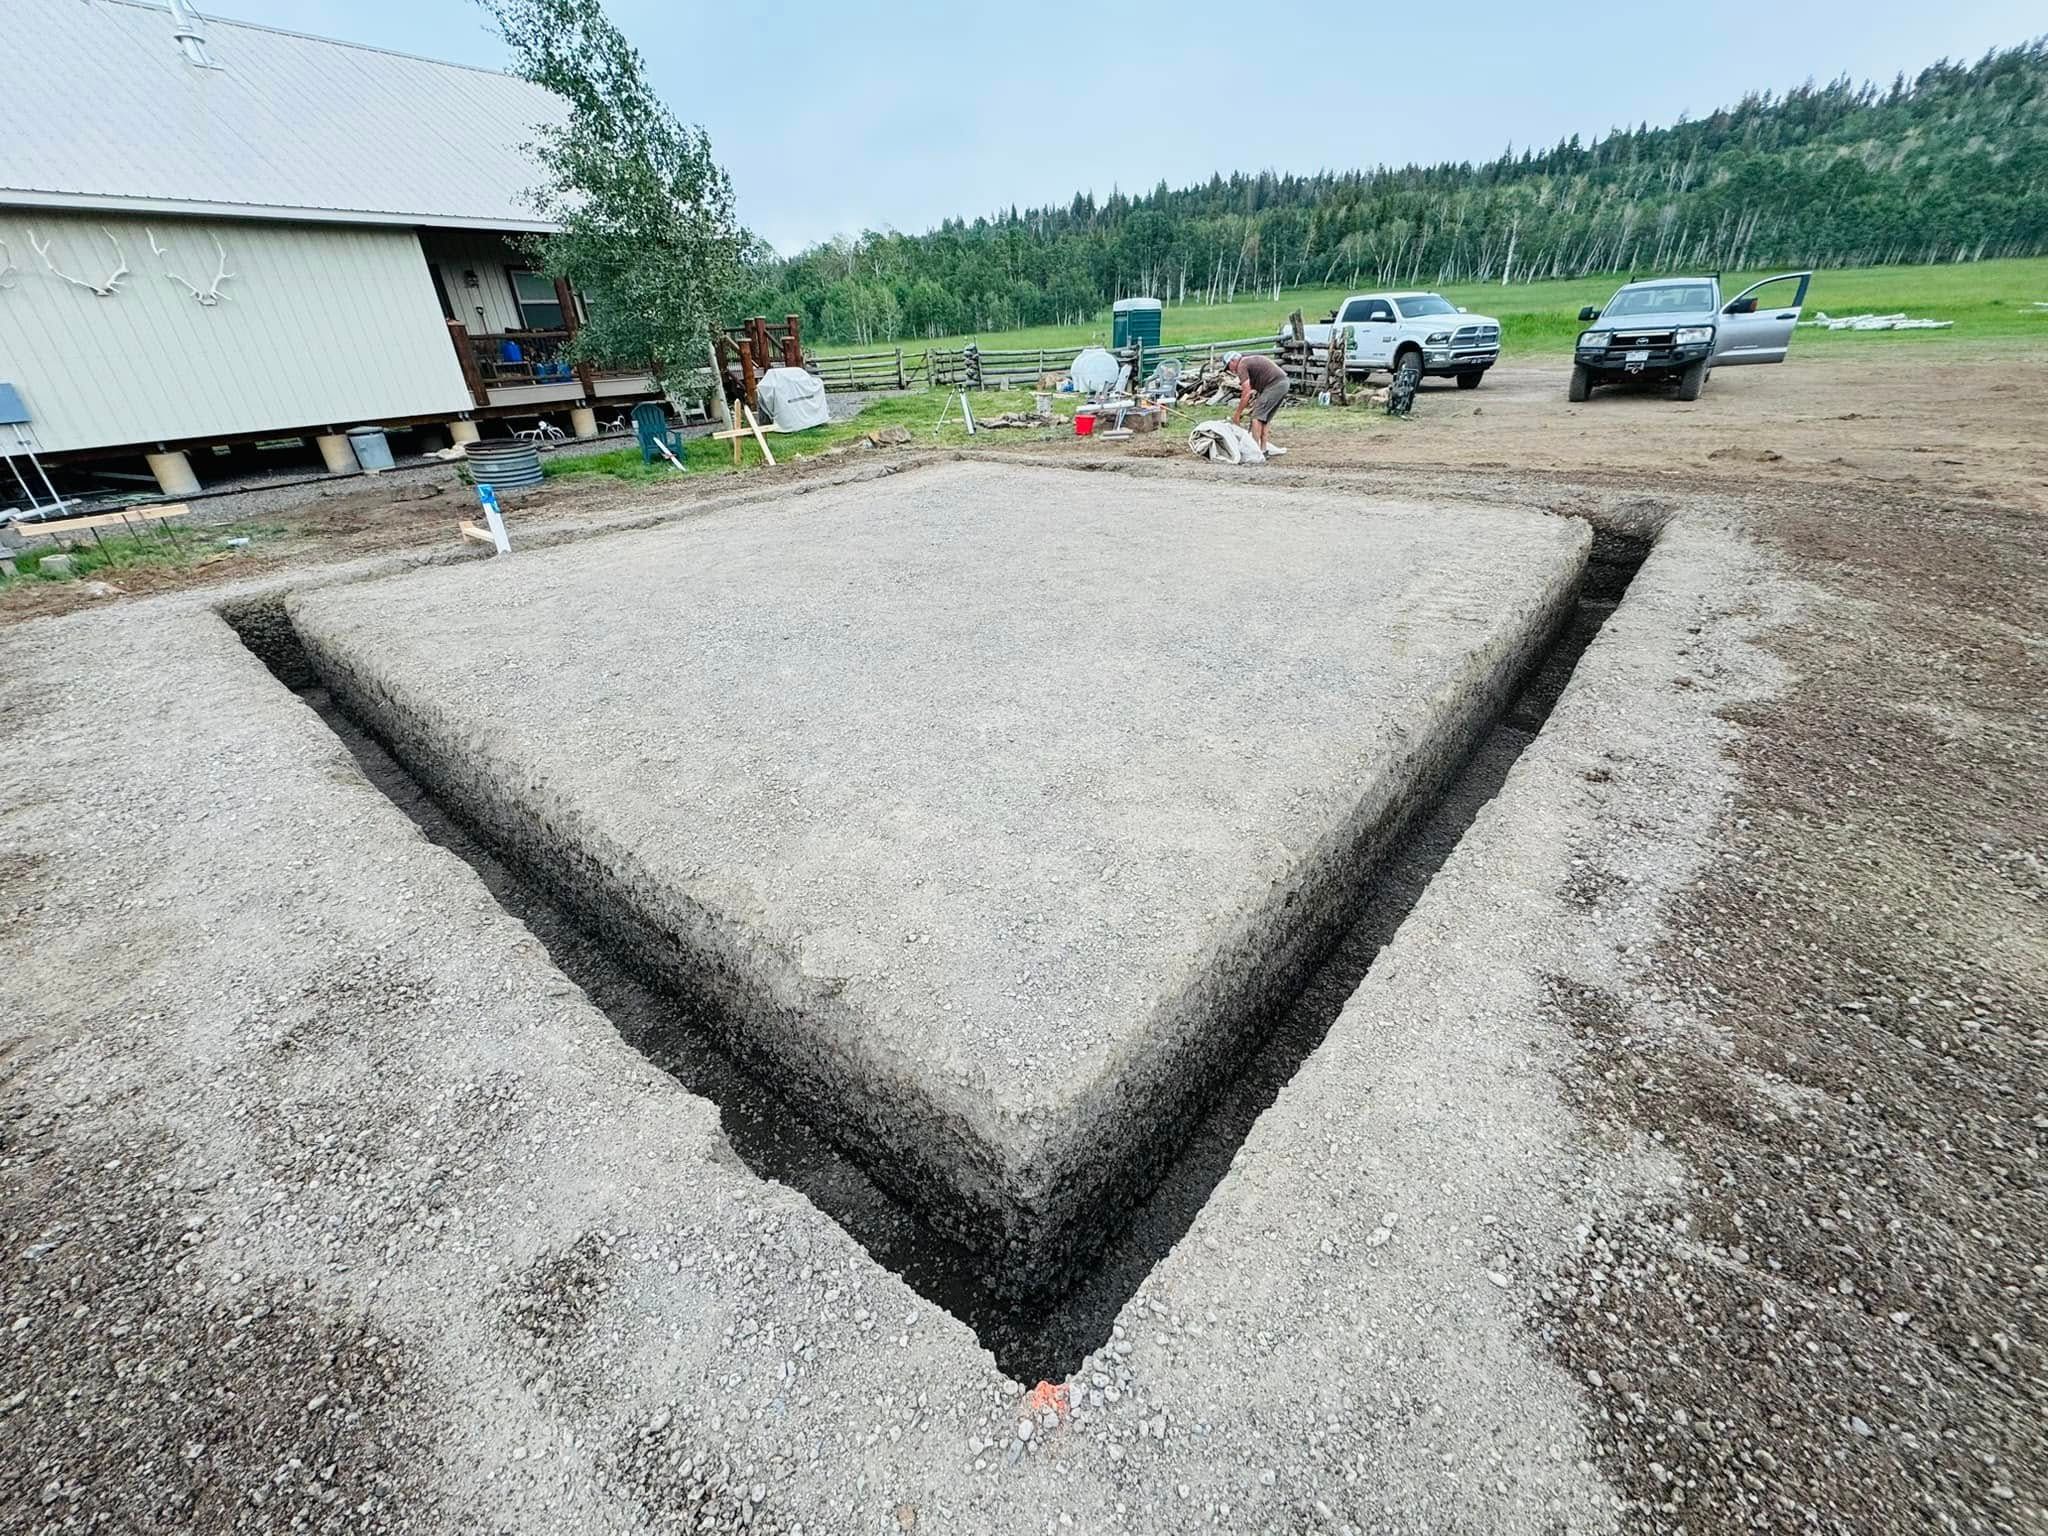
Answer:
[{"left": 464, "top": 441, "right": 544, "bottom": 495}]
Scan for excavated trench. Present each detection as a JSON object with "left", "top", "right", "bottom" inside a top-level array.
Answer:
[{"left": 221, "top": 522, "right": 1649, "bottom": 1382}]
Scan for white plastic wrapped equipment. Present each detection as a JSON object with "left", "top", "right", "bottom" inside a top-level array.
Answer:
[{"left": 756, "top": 367, "right": 831, "bottom": 432}]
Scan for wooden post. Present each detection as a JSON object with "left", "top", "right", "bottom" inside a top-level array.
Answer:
[
  {"left": 447, "top": 320, "right": 489, "bottom": 408},
  {"left": 552, "top": 276, "right": 599, "bottom": 401},
  {"left": 709, "top": 403, "right": 775, "bottom": 468},
  {"left": 894, "top": 348, "right": 905, "bottom": 390},
  {"left": 782, "top": 314, "right": 804, "bottom": 367},
  {"left": 739, "top": 343, "right": 758, "bottom": 411}
]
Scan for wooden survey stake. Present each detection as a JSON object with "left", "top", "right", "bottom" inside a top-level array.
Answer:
[{"left": 709, "top": 404, "right": 775, "bottom": 468}]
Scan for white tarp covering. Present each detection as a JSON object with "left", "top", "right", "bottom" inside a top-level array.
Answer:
[
  {"left": 1801, "top": 311, "right": 1953, "bottom": 331},
  {"left": 1069, "top": 347, "right": 1121, "bottom": 394},
  {"left": 1187, "top": 420, "right": 1266, "bottom": 465},
  {"left": 756, "top": 367, "right": 831, "bottom": 432}
]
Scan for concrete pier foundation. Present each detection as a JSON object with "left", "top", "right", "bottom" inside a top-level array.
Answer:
[
  {"left": 145, "top": 449, "right": 199, "bottom": 497},
  {"left": 315, "top": 434, "right": 360, "bottom": 475}
]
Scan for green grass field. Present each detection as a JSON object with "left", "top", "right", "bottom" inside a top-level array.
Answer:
[
  {"left": 542, "top": 392, "right": 1076, "bottom": 483},
  {"left": 816, "top": 257, "right": 2048, "bottom": 363}
]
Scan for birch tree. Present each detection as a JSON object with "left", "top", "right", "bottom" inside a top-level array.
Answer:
[{"left": 480, "top": 0, "right": 744, "bottom": 395}]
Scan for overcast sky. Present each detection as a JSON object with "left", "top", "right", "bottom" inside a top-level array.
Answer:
[{"left": 217, "top": 0, "right": 2040, "bottom": 254}]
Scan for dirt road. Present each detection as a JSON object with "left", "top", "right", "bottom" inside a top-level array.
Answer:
[{"left": 1237, "top": 350, "right": 2048, "bottom": 514}]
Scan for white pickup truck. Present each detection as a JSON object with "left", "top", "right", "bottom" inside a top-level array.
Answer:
[{"left": 1286, "top": 291, "right": 1502, "bottom": 389}]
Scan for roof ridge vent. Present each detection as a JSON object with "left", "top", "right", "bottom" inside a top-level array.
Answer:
[{"left": 165, "top": 0, "right": 222, "bottom": 69}]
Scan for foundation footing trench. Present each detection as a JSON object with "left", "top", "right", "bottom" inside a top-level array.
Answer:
[{"left": 223, "top": 474, "right": 1648, "bottom": 1382}]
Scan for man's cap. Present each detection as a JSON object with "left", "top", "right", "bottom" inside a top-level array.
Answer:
[{"left": 1223, "top": 352, "right": 1241, "bottom": 364}]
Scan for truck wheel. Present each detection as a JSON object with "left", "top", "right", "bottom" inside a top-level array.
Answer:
[
  {"left": 1455, "top": 371, "right": 1483, "bottom": 390},
  {"left": 1675, "top": 360, "right": 1709, "bottom": 401},
  {"left": 1567, "top": 365, "right": 1592, "bottom": 403}
]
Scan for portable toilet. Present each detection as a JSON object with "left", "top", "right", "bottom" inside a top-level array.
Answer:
[{"left": 1111, "top": 296, "right": 1163, "bottom": 351}]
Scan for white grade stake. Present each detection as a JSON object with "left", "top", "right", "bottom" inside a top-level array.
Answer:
[{"left": 475, "top": 483, "right": 511, "bottom": 555}]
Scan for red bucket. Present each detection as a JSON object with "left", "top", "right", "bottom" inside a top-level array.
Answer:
[{"left": 1074, "top": 411, "right": 1095, "bottom": 437}]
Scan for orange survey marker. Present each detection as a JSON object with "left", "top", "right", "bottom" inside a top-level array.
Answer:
[{"left": 1022, "top": 1381, "right": 1071, "bottom": 1422}]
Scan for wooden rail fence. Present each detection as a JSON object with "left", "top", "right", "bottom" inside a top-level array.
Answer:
[
  {"left": 888, "top": 334, "right": 1288, "bottom": 394},
  {"left": 805, "top": 348, "right": 909, "bottom": 391},
  {"left": 797, "top": 328, "right": 1355, "bottom": 399}
]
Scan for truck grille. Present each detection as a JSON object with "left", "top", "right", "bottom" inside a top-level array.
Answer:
[
  {"left": 1452, "top": 324, "right": 1499, "bottom": 347},
  {"left": 1610, "top": 331, "right": 1674, "bottom": 348}
]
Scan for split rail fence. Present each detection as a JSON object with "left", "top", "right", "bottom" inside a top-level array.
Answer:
[
  {"left": 924, "top": 336, "right": 1286, "bottom": 392},
  {"left": 805, "top": 348, "right": 911, "bottom": 392},
  {"left": 794, "top": 322, "right": 1350, "bottom": 401}
]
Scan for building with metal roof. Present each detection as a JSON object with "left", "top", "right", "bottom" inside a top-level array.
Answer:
[{"left": 0, "top": 0, "right": 657, "bottom": 498}]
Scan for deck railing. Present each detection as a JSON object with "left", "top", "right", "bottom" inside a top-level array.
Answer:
[
  {"left": 455, "top": 328, "right": 656, "bottom": 397},
  {"left": 468, "top": 330, "right": 575, "bottom": 387}
]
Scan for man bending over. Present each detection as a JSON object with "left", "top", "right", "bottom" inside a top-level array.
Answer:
[{"left": 1224, "top": 352, "right": 1288, "bottom": 457}]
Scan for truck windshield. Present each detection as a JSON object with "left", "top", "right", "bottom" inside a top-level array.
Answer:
[
  {"left": 1393, "top": 294, "right": 1457, "bottom": 318},
  {"left": 1606, "top": 284, "right": 1714, "bottom": 317}
]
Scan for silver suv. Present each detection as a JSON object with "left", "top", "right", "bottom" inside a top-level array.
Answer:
[{"left": 1569, "top": 272, "right": 1811, "bottom": 401}]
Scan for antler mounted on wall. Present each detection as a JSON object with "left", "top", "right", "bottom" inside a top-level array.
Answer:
[
  {"left": 148, "top": 228, "right": 234, "bottom": 306},
  {"left": 28, "top": 227, "right": 129, "bottom": 297},
  {"left": 0, "top": 239, "right": 18, "bottom": 291}
]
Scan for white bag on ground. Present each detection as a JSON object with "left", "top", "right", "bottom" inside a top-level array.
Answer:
[
  {"left": 1187, "top": 419, "right": 1266, "bottom": 465},
  {"left": 756, "top": 366, "right": 831, "bottom": 432}
]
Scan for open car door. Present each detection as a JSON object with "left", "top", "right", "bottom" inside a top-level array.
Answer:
[{"left": 1714, "top": 272, "right": 1812, "bottom": 365}]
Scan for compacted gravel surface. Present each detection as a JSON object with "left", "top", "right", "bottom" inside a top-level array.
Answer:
[{"left": 1, "top": 353, "right": 2041, "bottom": 1534}]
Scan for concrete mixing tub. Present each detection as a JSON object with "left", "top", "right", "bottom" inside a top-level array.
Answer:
[{"left": 288, "top": 460, "right": 1590, "bottom": 1292}]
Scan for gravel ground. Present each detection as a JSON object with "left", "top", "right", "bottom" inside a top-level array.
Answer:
[
  {"left": 282, "top": 463, "right": 1588, "bottom": 1306},
  {"left": 1, "top": 353, "right": 2040, "bottom": 1534}
]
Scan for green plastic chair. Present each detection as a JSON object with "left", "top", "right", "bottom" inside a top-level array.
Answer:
[{"left": 633, "top": 402, "right": 684, "bottom": 468}]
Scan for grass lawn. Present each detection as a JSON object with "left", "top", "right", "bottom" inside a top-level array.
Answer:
[
  {"left": 0, "top": 521, "right": 290, "bottom": 592},
  {"left": 542, "top": 392, "right": 1079, "bottom": 483},
  {"left": 815, "top": 256, "right": 2048, "bottom": 364}
]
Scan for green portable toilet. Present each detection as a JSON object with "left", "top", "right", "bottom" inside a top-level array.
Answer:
[{"left": 1111, "top": 296, "right": 1163, "bottom": 351}]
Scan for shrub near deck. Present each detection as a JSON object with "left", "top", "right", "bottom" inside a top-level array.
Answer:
[{"left": 287, "top": 461, "right": 1590, "bottom": 1293}]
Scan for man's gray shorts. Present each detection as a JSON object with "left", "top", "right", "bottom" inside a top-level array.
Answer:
[{"left": 1251, "top": 377, "right": 1288, "bottom": 423}]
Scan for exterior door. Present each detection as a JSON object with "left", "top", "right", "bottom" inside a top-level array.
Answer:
[
  {"left": 1714, "top": 272, "right": 1812, "bottom": 365},
  {"left": 1354, "top": 297, "right": 1399, "bottom": 368}
]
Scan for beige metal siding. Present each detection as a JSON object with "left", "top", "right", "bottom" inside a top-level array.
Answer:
[
  {"left": 421, "top": 230, "right": 529, "bottom": 333},
  {"left": 0, "top": 211, "right": 473, "bottom": 455}
]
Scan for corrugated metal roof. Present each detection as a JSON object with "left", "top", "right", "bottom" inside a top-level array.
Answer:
[{"left": 0, "top": 0, "right": 566, "bottom": 230}]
